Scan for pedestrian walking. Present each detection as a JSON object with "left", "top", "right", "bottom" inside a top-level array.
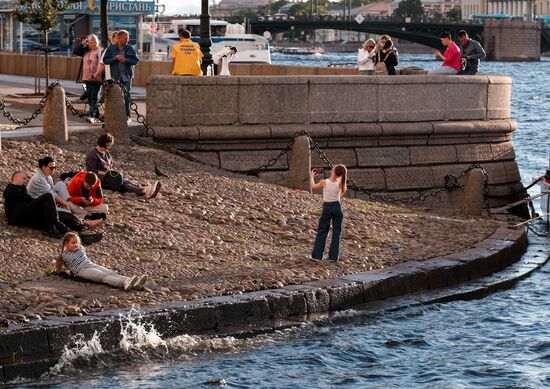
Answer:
[{"left": 310, "top": 165, "right": 348, "bottom": 262}]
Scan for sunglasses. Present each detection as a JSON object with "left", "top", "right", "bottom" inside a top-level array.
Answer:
[
  {"left": 367, "top": 45, "right": 375, "bottom": 48},
  {"left": 48, "top": 166, "right": 56, "bottom": 170}
]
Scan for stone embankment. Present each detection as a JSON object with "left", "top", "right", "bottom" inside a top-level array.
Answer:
[
  {"left": 0, "top": 132, "right": 541, "bottom": 384},
  {"left": 146, "top": 75, "right": 524, "bottom": 210}
]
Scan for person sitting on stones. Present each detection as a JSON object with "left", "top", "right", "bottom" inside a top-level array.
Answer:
[
  {"left": 66, "top": 171, "right": 109, "bottom": 220},
  {"left": 86, "top": 133, "right": 161, "bottom": 198},
  {"left": 27, "top": 156, "right": 102, "bottom": 230},
  {"left": 3, "top": 171, "right": 67, "bottom": 238},
  {"left": 55, "top": 232, "right": 147, "bottom": 290},
  {"left": 429, "top": 32, "right": 462, "bottom": 75}
]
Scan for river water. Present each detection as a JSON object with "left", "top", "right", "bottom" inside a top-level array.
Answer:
[{"left": 20, "top": 54, "right": 550, "bottom": 388}]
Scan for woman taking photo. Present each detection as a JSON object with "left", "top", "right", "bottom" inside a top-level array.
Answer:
[
  {"left": 310, "top": 164, "right": 347, "bottom": 262},
  {"left": 74, "top": 34, "right": 103, "bottom": 123}
]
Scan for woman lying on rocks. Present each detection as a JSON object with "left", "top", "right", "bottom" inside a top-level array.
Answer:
[
  {"left": 55, "top": 232, "right": 147, "bottom": 290},
  {"left": 86, "top": 133, "right": 161, "bottom": 198},
  {"left": 27, "top": 156, "right": 102, "bottom": 230}
]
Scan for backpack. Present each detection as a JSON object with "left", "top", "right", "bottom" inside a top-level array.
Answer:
[{"left": 375, "top": 51, "right": 390, "bottom": 75}]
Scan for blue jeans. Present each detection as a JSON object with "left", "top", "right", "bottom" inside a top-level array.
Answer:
[{"left": 312, "top": 201, "right": 343, "bottom": 261}]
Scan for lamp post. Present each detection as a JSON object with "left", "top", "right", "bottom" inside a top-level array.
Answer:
[{"left": 199, "top": 0, "right": 213, "bottom": 75}]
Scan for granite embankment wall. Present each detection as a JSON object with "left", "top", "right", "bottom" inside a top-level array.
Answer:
[
  {"left": 147, "top": 74, "right": 523, "bottom": 208},
  {"left": 0, "top": 53, "right": 356, "bottom": 87}
]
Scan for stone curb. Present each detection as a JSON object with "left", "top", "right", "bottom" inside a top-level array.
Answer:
[{"left": 0, "top": 225, "right": 533, "bottom": 383}]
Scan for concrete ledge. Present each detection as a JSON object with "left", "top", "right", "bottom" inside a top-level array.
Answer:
[{"left": 0, "top": 223, "right": 536, "bottom": 384}]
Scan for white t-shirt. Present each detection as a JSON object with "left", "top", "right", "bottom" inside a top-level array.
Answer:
[
  {"left": 357, "top": 48, "right": 375, "bottom": 71},
  {"left": 99, "top": 48, "right": 111, "bottom": 80},
  {"left": 323, "top": 179, "right": 341, "bottom": 202}
]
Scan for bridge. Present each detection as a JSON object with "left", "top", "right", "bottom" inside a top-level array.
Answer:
[{"left": 250, "top": 18, "right": 550, "bottom": 53}]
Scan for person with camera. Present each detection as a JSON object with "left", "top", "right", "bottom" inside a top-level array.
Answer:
[
  {"left": 73, "top": 34, "right": 104, "bottom": 123},
  {"left": 310, "top": 164, "right": 348, "bottom": 262},
  {"left": 85, "top": 133, "right": 161, "bottom": 199}
]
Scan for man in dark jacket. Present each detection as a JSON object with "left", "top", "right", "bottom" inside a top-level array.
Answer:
[
  {"left": 3, "top": 171, "right": 67, "bottom": 238},
  {"left": 102, "top": 29, "right": 139, "bottom": 119},
  {"left": 457, "top": 30, "right": 486, "bottom": 75}
]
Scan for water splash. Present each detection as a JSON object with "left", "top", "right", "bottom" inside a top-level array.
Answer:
[
  {"left": 119, "top": 309, "right": 167, "bottom": 353},
  {"left": 49, "top": 331, "right": 104, "bottom": 375}
]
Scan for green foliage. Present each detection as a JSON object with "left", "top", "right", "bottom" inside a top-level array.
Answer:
[
  {"left": 447, "top": 6, "right": 462, "bottom": 21},
  {"left": 393, "top": 0, "right": 424, "bottom": 19},
  {"left": 15, "top": 0, "right": 80, "bottom": 33}
]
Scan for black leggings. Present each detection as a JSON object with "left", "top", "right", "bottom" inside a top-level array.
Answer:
[{"left": 12, "top": 193, "right": 59, "bottom": 230}]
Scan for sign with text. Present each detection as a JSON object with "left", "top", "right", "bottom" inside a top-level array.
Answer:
[{"left": 64, "top": 0, "right": 155, "bottom": 15}]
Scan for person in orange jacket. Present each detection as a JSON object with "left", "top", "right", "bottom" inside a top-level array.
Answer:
[{"left": 67, "top": 172, "right": 109, "bottom": 220}]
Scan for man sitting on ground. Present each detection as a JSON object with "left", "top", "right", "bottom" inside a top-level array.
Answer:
[
  {"left": 67, "top": 172, "right": 109, "bottom": 220},
  {"left": 3, "top": 171, "right": 68, "bottom": 238}
]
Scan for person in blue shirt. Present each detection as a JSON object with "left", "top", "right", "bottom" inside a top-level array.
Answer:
[{"left": 102, "top": 30, "right": 140, "bottom": 120}]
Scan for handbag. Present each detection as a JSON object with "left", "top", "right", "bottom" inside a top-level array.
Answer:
[
  {"left": 375, "top": 51, "right": 389, "bottom": 75},
  {"left": 101, "top": 170, "right": 124, "bottom": 191}
]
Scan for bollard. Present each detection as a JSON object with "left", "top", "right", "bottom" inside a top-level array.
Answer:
[
  {"left": 43, "top": 85, "right": 68, "bottom": 143},
  {"left": 287, "top": 135, "right": 311, "bottom": 192},
  {"left": 104, "top": 84, "right": 129, "bottom": 142},
  {"left": 461, "top": 168, "right": 486, "bottom": 216}
]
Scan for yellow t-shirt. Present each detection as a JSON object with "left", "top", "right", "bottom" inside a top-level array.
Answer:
[{"left": 171, "top": 39, "right": 203, "bottom": 76}]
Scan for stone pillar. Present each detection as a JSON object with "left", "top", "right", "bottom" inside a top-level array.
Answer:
[
  {"left": 461, "top": 168, "right": 486, "bottom": 216},
  {"left": 484, "top": 19, "right": 540, "bottom": 61},
  {"left": 43, "top": 85, "right": 68, "bottom": 143},
  {"left": 104, "top": 83, "right": 129, "bottom": 142},
  {"left": 287, "top": 135, "right": 311, "bottom": 192}
]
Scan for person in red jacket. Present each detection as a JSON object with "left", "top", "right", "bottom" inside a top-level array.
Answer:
[
  {"left": 429, "top": 31, "right": 462, "bottom": 75},
  {"left": 67, "top": 172, "right": 109, "bottom": 220}
]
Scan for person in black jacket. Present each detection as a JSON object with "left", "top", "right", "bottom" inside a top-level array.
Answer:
[
  {"left": 3, "top": 171, "right": 67, "bottom": 238},
  {"left": 376, "top": 39, "right": 399, "bottom": 75}
]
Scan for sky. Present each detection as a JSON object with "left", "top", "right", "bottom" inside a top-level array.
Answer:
[{"left": 163, "top": 0, "right": 205, "bottom": 16}]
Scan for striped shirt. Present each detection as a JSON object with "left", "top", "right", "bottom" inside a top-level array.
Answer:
[{"left": 62, "top": 245, "right": 93, "bottom": 275}]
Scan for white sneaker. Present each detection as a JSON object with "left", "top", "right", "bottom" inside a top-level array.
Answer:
[
  {"left": 132, "top": 275, "right": 148, "bottom": 290},
  {"left": 86, "top": 117, "right": 96, "bottom": 124},
  {"left": 123, "top": 275, "right": 138, "bottom": 291},
  {"left": 127, "top": 117, "right": 132, "bottom": 124}
]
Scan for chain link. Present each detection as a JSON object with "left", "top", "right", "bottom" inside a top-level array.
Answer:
[
  {"left": 0, "top": 82, "right": 59, "bottom": 127},
  {"left": 301, "top": 130, "right": 492, "bottom": 209}
]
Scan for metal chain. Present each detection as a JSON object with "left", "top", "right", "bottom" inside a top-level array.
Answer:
[
  {"left": 64, "top": 95, "right": 90, "bottom": 118},
  {"left": 302, "top": 130, "right": 491, "bottom": 208},
  {"left": 0, "top": 82, "right": 59, "bottom": 127}
]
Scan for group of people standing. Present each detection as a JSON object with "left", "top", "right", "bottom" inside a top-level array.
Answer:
[
  {"left": 357, "top": 35, "right": 399, "bottom": 75},
  {"left": 73, "top": 30, "right": 139, "bottom": 123},
  {"left": 357, "top": 30, "right": 485, "bottom": 76},
  {"left": 3, "top": 133, "right": 159, "bottom": 290}
]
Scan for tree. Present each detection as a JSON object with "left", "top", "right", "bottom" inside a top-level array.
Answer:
[
  {"left": 15, "top": 0, "right": 80, "bottom": 86},
  {"left": 101, "top": 0, "right": 108, "bottom": 49},
  {"left": 393, "top": 0, "right": 424, "bottom": 19},
  {"left": 447, "top": 6, "right": 462, "bottom": 21}
]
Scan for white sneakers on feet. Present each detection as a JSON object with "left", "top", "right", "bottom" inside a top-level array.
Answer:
[
  {"left": 86, "top": 117, "right": 96, "bottom": 124},
  {"left": 124, "top": 275, "right": 138, "bottom": 291},
  {"left": 132, "top": 275, "right": 148, "bottom": 290},
  {"left": 144, "top": 181, "right": 161, "bottom": 199}
]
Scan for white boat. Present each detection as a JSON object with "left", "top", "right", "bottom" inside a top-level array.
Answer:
[
  {"left": 271, "top": 46, "right": 325, "bottom": 55},
  {"left": 141, "top": 19, "right": 271, "bottom": 64}
]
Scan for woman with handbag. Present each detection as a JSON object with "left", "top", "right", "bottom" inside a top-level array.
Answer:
[
  {"left": 86, "top": 133, "right": 161, "bottom": 199},
  {"left": 74, "top": 34, "right": 103, "bottom": 123}
]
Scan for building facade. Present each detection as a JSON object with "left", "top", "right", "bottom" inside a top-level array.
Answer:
[
  {"left": 0, "top": 0, "right": 154, "bottom": 52},
  {"left": 486, "top": 0, "right": 535, "bottom": 18},
  {"left": 461, "top": 0, "right": 488, "bottom": 19}
]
